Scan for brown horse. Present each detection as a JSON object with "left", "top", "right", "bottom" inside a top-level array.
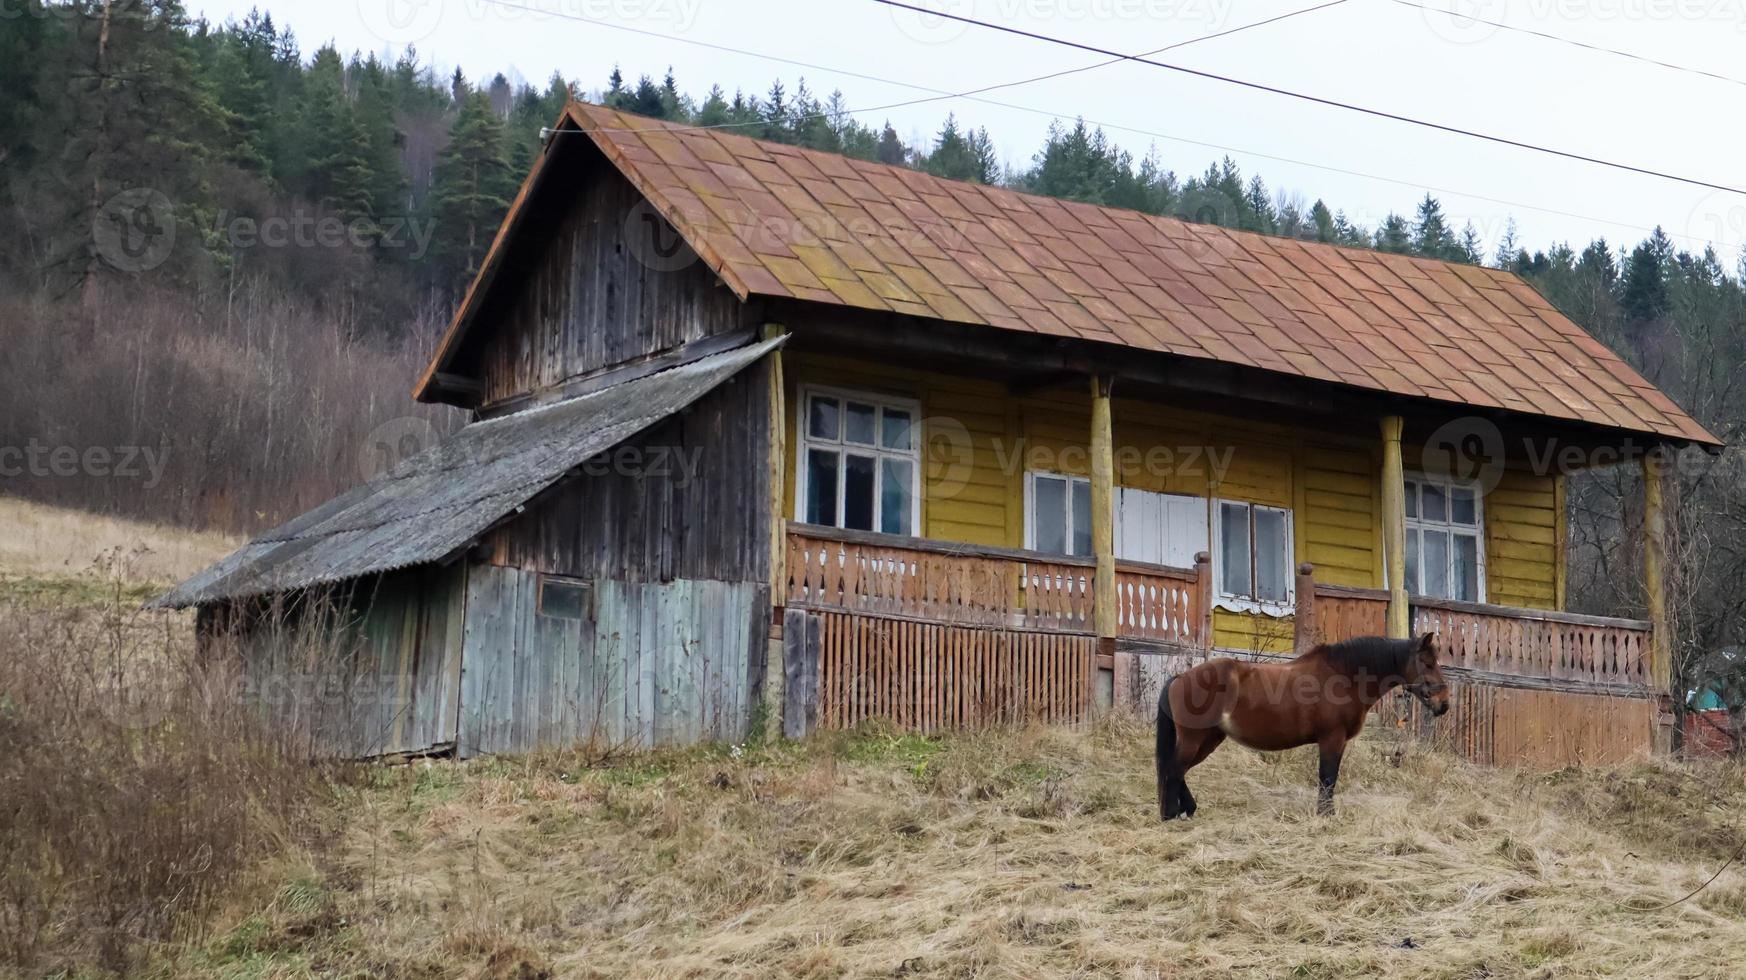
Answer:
[{"left": 1156, "top": 634, "right": 1451, "bottom": 819}]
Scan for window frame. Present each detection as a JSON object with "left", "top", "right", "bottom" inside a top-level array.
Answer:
[
  {"left": 1403, "top": 472, "right": 1487, "bottom": 603},
  {"left": 793, "top": 385, "right": 923, "bottom": 536},
  {"left": 536, "top": 574, "right": 592, "bottom": 621},
  {"left": 1211, "top": 498, "right": 1295, "bottom": 616},
  {"left": 1023, "top": 471, "right": 1094, "bottom": 557}
]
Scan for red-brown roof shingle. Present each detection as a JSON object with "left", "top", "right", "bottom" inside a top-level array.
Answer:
[{"left": 419, "top": 102, "right": 1719, "bottom": 446}]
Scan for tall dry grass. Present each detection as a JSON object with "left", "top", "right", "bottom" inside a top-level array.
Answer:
[{"left": 0, "top": 567, "right": 335, "bottom": 975}]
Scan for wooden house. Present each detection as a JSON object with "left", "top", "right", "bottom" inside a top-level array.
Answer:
[{"left": 159, "top": 102, "right": 1720, "bottom": 765}]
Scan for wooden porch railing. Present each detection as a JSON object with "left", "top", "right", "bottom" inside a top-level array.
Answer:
[
  {"left": 1409, "top": 597, "right": 1650, "bottom": 688},
  {"left": 785, "top": 524, "right": 1096, "bottom": 632},
  {"left": 785, "top": 528, "right": 1653, "bottom": 693},
  {"left": 1115, "top": 557, "right": 1208, "bottom": 647},
  {"left": 1294, "top": 564, "right": 1652, "bottom": 690}
]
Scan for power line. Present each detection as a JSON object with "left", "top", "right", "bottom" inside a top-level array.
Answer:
[
  {"left": 483, "top": 0, "right": 1725, "bottom": 251},
  {"left": 886, "top": 0, "right": 1353, "bottom": 110},
  {"left": 871, "top": 0, "right": 1746, "bottom": 197},
  {"left": 1392, "top": 0, "right": 1746, "bottom": 90},
  {"left": 480, "top": 0, "right": 1347, "bottom": 134}
]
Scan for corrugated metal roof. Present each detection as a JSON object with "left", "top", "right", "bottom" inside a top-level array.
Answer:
[
  {"left": 418, "top": 102, "right": 1718, "bottom": 447},
  {"left": 154, "top": 337, "right": 782, "bottom": 608}
]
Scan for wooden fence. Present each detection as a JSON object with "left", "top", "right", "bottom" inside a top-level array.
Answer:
[
  {"left": 782, "top": 526, "right": 1660, "bottom": 765},
  {"left": 782, "top": 608, "right": 1095, "bottom": 735}
]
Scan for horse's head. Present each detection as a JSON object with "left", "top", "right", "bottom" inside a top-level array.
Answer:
[{"left": 1403, "top": 633, "right": 1450, "bottom": 717}]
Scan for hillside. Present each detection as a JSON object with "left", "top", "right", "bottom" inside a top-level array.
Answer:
[
  {"left": 1, "top": 500, "right": 1744, "bottom": 978},
  {"left": 188, "top": 724, "right": 1746, "bottom": 979}
]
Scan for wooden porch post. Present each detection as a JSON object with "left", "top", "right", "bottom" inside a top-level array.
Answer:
[
  {"left": 764, "top": 323, "right": 789, "bottom": 725},
  {"left": 1293, "top": 563, "right": 1317, "bottom": 654},
  {"left": 764, "top": 323, "right": 788, "bottom": 604},
  {"left": 1643, "top": 445, "right": 1673, "bottom": 752},
  {"left": 1380, "top": 415, "right": 1410, "bottom": 639},
  {"left": 1090, "top": 375, "right": 1117, "bottom": 711}
]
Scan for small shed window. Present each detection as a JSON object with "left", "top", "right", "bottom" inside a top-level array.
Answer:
[{"left": 537, "top": 576, "right": 591, "bottom": 620}]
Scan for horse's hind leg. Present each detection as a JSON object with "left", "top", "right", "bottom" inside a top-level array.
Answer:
[{"left": 1176, "top": 729, "right": 1225, "bottom": 818}]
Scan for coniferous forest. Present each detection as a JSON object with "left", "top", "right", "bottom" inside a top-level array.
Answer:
[{"left": 4, "top": 1, "right": 1746, "bottom": 722}]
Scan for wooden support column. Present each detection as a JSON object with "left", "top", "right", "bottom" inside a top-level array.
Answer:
[
  {"left": 1380, "top": 415, "right": 1410, "bottom": 639},
  {"left": 1293, "top": 563, "right": 1317, "bottom": 654},
  {"left": 1089, "top": 375, "right": 1117, "bottom": 715},
  {"left": 764, "top": 323, "right": 788, "bottom": 605},
  {"left": 1643, "top": 445, "right": 1673, "bottom": 753},
  {"left": 1090, "top": 375, "right": 1117, "bottom": 649},
  {"left": 1193, "top": 551, "right": 1213, "bottom": 653},
  {"left": 764, "top": 324, "right": 789, "bottom": 726}
]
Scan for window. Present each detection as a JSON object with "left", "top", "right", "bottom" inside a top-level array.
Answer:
[
  {"left": 537, "top": 576, "right": 591, "bottom": 621},
  {"left": 1213, "top": 500, "right": 1293, "bottom": 613},
  {"left": 797, "top": 388, "right": 920, "bottom": 535},
  {"left": 1026, "top": 472, "right": 1093, "bottom": 556},
  {"left": 1115, "top": 487, "right": 1207, "bottom": 568},
  {"left": 1404, "top": 475, "right": 1485, "bottom": 602}
]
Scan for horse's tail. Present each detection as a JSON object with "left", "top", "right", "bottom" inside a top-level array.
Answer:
[{"left": 1156, "top": 675, "right": 1178, "bottom": 789}]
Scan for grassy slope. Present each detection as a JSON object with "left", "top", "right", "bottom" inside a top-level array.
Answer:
[
  {"left": 5, "top": 501, "right": 1743, "bottom": 979},
  {"left": 182, "top": 724, "right": 1746, "bottom": 980}
]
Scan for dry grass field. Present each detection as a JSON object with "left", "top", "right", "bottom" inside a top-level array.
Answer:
[{"left": 3, "top": 499, "right": 1746, "bottom": 979}]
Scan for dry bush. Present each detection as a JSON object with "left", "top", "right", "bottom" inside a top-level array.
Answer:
[{"left": 0, "top": 567, "right": 335, "bottom": 974}]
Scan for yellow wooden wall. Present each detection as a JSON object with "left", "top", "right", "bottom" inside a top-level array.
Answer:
[{"left": 783, "top": 356, "right": 1564, "bottom": 651}]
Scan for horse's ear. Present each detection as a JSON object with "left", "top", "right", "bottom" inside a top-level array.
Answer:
[{"left": 1418, "top": 632, "right": 1437, "bottom": 655}]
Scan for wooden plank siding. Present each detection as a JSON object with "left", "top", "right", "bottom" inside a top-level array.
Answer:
[
  {"left": 781, "top": 356, "right": 1570, "bottom": 661},
  {"left": 456, "top": 147, "right": 759, "bottom": 409},
  {"left": 222, "top": 564, "right": 468, "bottom": 759},
  {"left": 484, "top": 362, "right": 773, "bottom": 584},
  {"left": 458, "top": 567, "right": 768, "bottom": 755}
]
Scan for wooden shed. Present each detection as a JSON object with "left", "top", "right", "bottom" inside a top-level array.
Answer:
[{"left": 162, "top": 101, "right": 1720, "bottom": 765}]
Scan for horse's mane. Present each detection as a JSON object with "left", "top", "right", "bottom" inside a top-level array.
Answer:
[{"left": 1316, "top": 636, "right": 1415, "bottom": 676}]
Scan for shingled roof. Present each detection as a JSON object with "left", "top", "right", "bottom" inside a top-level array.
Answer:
[{"left": 419, "top": 102, "right": 1718, "bottom": 447}]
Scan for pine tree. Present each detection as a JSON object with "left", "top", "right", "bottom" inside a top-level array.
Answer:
[
  {"left": 430, "top": 90, "right": 514, "bottom": 289},
  {"left": 1411, "top": 194, "right": 1456, "bottom": 260},
  {"left": 1494, "top": 219, "right": 1520, "bottom": 269},
  {"left": 1619, "top": 228, "right": 1673, "bottom": 325},
  {"left": 1375, "top": 213, "right": 1412, "bottom": 253},
  {"left": 875, "top": 122, "right": 906, "bottom": 165},
  {"left": 1309, "top": 200, "right": 1335, "bottom": 243}
]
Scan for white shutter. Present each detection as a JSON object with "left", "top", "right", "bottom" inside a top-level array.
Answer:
[
  {"left": 1115, "top": 487, "right": 1164, "bottom": 564},
  {"left": 1162, "top": 494, "right": 1208, "bottom": 568}
]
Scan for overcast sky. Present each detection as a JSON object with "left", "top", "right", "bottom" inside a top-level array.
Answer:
[{"left": 189, "top": 0, "right": 1746, "bottom": 263}]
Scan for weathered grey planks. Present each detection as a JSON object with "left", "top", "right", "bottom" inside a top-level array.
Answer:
[
  {"left": 227, "top": 564, "right": 469, "bottom": 759},
  {"left": 457, "top": 568, "right": 769, "bottom": 756},
  {"left": 466, "top": 148, "right": 758, "bottom": 408}
]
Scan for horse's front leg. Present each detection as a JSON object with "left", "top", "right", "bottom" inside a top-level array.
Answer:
[{"left": 1316, "top": 730, "right": 1347, "bottom": 816}]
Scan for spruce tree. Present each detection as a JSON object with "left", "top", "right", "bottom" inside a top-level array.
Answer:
[{"left": 431, "top": 90, "right": 514, "bottom": 290}]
